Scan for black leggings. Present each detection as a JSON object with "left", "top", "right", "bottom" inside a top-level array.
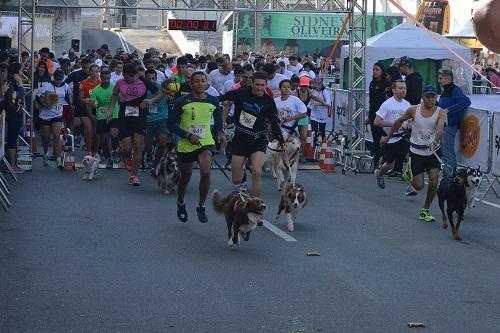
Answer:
[{"left": 370, "top": 124, "right": 384, "bottom": 168}]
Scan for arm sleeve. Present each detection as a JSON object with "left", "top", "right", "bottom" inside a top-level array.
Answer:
[
  {"left": 213, "top": 100, "right": 223, "bottom": 134},
  {"left": 167, "top": 99, "right": 189, "bottom": 138},
  {"left": 266, "top": 99, "right": 285, "bottom": 144},
  {"left": 447, "top": 88, "right": 471, "bottom": 114}
]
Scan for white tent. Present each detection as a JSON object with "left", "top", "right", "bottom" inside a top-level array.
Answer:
[{"left": 340, "top": 22, "right": 473, "bottom": 93}]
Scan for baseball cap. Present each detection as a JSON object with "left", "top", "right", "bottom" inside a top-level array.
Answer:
[
  {"left": 53, "top": 69, "right": 64, "bottom": 80},
  {"left": 438, "top": 68, "right": 453, "bottom": 77},
  {"left": 398, "top": 56, "right": 412, "bottom": 67},
  {"left": 299, "top": 76, "right": 312, "bottom": 86},
  {"left": 422, "top": 85, "right": 438, "bottom": 96}
]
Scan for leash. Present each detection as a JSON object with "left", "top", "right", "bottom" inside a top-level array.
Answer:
[
  {"left": 410, "top": 141, "right": 454, "bottom": 170},
  {"left": 211, "top": 156, "right": 247, "bottom": 201}
]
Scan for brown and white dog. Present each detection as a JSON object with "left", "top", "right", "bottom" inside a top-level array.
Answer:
[
  {"left": 82, "top": 154, "right": 100, "bottom": 181},
  {"left": 155, "top": 153, "right": 180, "bottom": 194},
  {"left": 265, "top": 133, "right": 301, "bottom": 191},
  {"left": 212, "top": 190, "right": 267, "bottom": 247},
  {"left": 276, "top": 183, "right": 308, "bottom": 232}
]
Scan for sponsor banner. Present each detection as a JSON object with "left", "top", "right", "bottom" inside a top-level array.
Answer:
[
  {"left": 491, "top": 113, "right": 500, "bottom": 177},
  {"left": 457, "top": 108, "right": 490, "bottom": 172},
  {"left": 334, "top": 89, "right": 348, "bottom": 134},
  {"left": 0, "top": 111, "right": 5, "bottom": 159},
  {"left": 0, "top": 16, "right": 53, "bottom": 51}
]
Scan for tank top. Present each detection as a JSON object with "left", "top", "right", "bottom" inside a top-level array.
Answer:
[{"left": 410, "top": 103, "right": 442, "bottom": 156}]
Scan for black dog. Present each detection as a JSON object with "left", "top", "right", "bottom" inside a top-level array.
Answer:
[{"left": 437, "top": 168, "right": 468, "bottom": 241}]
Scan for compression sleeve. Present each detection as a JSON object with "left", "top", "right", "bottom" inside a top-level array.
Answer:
[
  {"left": 218, "top": 89, "right": 237, "bottom": 102},
  {"left": 168, "top": 98, "right": 189, "bottom": 138}
]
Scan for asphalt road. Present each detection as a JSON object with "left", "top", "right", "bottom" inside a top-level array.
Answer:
[
  {"left": 2, "top": 155, "right": 500, "bottom": 333},
  {"left": 82, "top": 29, "right": 137, "bottom": 55}
]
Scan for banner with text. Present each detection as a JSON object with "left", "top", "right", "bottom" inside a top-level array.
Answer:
[
  {"left": 457, "top": 107, "right": 491, "bottom": 172},
  {"left": 334, "top": 89, "right": 348, "bottom": 134},
  {"left": 491, "top": 113, "right": 500, "bottom": 177}
]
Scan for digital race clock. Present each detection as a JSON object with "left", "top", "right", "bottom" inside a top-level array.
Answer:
[{"left": 168, "top": 19, "right": 217, "bottom": 32}]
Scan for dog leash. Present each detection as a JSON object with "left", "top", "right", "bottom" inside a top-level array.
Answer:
[{"left": 211, "top": 156, "right": 247, "bottom": 201}]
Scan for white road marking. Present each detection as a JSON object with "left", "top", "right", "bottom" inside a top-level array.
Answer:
[{"left": 261, "top": 220, "right": 298, "bottom": 242}]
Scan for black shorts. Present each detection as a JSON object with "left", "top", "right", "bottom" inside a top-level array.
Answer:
[
  {"left": 382, "top": 139, "right": 408, "bottom": 163},
  {"left": 177, "top": 146, "right": 213, "bottom": 164},
  {"left": 109, "top": 118, "right": 119, "bottom": 130},
  {"left": 73, "top": 105, "right": 88, "bottom": 118},
  {"left": 39, "top": 116, "right": 63, "bottom": 126},
  {"left": 119, "top": 116, "right": 147, "bottom": 138},
  {"left": 230, "top": 134, "right": 267, "bottom": 158},
  {"left": 409, "top": 151, "right": 441, "bottom": 177},
  {"left": 96, "top": 119, "right": 110, "bottom": 134}
]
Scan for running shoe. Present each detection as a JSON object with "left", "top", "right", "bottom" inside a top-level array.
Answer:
[
  {"left": 177, "top": 203, "right": 188, "bottom": 222},
  {"left": 129, "top": 175, "right": 141, "bottom": 186},
  {"left": 375, "top": 170, "right": 385, "bottom": 189},
  {"left": 196, "top": 206, "right": 208, "bottom": 223},
  {"left": 56, "top": 158, "right": 63, "bottom": 169},
  {"left": 405, "top": 185, "right": 418, "bottom": 196},
  {"left": 419, "top": 208, "right": 435, "bottom": 222},
  {"left": 43, "top": 156, "right": 49, "bottom": 166},
  {"left": 125, "top": 159, "right": 133, "bottom": 172},
  {"left": 106, "top": 158, "right": 114, "bottom": 169}
]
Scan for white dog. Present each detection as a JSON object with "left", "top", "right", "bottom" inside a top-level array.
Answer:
[
  {"left": 265, "top": 133, "right": 301, "bottom": 191},
  {"left": 82, "top": 154, "right": 100, "bottom": 181}
]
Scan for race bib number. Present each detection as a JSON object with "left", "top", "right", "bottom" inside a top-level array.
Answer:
[
  {"left": 55, "top": 104, "right": 63, "bottom": 113},
  {"left": 149, "top": 105, "right": 158, "bottom": 114},
  {"left": 189, "top": 124, "right": 206, "bottom": 138},
  {"left": 417, "top": 130, "right": 433, "bottom": 143},
  {"left": 125, "top": 106, "right": 139, "bottom": 117},
  {"left": 239, "top": 111, "right": 257, "bottom": 129},
  {"left": 99, "top": 107, "right": 109, "bottom": 117}
]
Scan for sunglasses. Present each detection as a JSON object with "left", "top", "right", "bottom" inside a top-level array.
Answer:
[{"left": 242, "top": 75, "right": 253, "bottom": 79}]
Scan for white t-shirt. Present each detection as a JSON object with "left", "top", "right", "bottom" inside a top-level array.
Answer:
[
  {"left": 274, "top": 95, "right": 307, "bottom": 133},
  {"left": 282, "top": 69, "right": 294, "bottom": 79},
  {"left": 375, "top": 96, "right": 411, "bottom": 144},
  {"left": 209, "top": 69, "right": 234, "bottom": 94},
  {"left": 288, "top": 63, "right": 303, "bottom": 75},
  {"left": 277, "top": 57, "right": 289, "bottom": 66},
  {"left": 164, "top": 67, "right": 173, "bottom": 78},
  {"left": 155, "top": 69, "right": 166, "bottom": 84},
  {"left": 37, "top": 82, "right": 68, "bottom": 120},
  {"left": 267, "top": 73, "right": 288, "bottom": 98},
  {"left": 111, "top": 72, "right": 123, "bottom": 84},
  {"left": 309, "top": 89, "right": 332, "bottom": 124}
]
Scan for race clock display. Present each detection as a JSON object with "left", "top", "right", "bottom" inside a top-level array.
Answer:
[{"left": 168, "top": 19, "right": 217, "bottom": 32}]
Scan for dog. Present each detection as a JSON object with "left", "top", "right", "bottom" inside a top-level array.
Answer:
[
  {"left": 265, "top": 133, "right": 301, "bottom": 191},
  {"left": 155, "top": 153, "right": 180, "bottom": 194},
  {"left": 82, "top": 154, "right": 100, "bottom": 181},
  {"left": 437, "top": 168, "right": 468, "bottom": 241},
  {"left": 212, "top": 190, "right": 267, "bottom": 247},
  {"left": 276, "top": 183, "right": 308, "bottom": 232},
  {"left": 465, "top": 166, "right": 483, "bottom": 209}
]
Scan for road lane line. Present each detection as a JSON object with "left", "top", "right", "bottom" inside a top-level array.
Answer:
[{"left": 261, "top": 220, "right": 298, "bottom": 242}]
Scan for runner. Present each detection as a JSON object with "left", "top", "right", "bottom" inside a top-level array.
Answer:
[
  {"left": 274, "top": 79, "right": 307, "bottom": 135},
  {"left": 80, "top": 64, "right": 101, "bottom": 154},
  {"left": 90, "top": 69, "right": 119, "bottom": 168},
  {"left": 292, "top": 76, "right": 312, "bottom": 162},
  {"left": 373, "top": 79, "right": 410, "bottom": 189},
  {"left": 380, "top": 86, "right": 446, "bottom": 222},
  {"left": 109, "top": 63, "right": 159, "bottom": 186},
  {"left": 167, "top": 71, "right": 224, "bottom": 223},
  {"left": 65, "top": 58, "right": 90, "bottom": 148},
  {"left": 36, "top": 69, "right": 70, "bottom": 168},
  {"left": 219, "top": 71, "right": 285, "bottom": 198}
]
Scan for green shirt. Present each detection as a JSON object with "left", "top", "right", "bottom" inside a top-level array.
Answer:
[
  {"left": 90, "top": 83, "right": 119, "bottom": 121},
  {"left": 147, "top": 83, "right": 168, "bottom": 122}
]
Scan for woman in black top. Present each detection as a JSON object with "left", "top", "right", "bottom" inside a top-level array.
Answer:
[
  {"left": 33, "top": 61, "right": 51, "bottom": 90},
  {"left": 368, "top": 62, "right": 389, "bottom": 169}
]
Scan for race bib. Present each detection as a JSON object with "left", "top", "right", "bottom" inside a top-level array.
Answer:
[
  {"left": 189, "top": 124, "right": 206, "bottom": 138},
  {"left": 239, "top": 111, "right": 257, "bottom": 129},
  {"left": 99, "top": 107, "right": 109, "bottom": 117},
  {"left": 55, "top": 104, "right": 63, "bottom": 113},
  {"left": 149, "top": 105, "right": 158, "bottom": 114},
  {"left": 417, "top": 130, "right": 433, "bottom": 143},
  {"left": 125, "top": 106, "right": 139, "bottom": 117}
]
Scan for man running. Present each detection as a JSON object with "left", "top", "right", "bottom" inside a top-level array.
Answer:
[
  {"left": 219, "top": 71, "right": 285, "bottom": 198},
  {"left": 373, "top": 79, "right": 411, "bottom": 189},
  {"left": 109, "top": 63, "right": 159, "bottom": 186},
  {"left": 167, "top": 71, "right": 224, "bottom": 223},
  {"left": 380, "top": 86, "right": 446, "bottom": 222}
]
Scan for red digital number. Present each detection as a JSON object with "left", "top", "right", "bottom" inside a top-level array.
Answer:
[{"left": 203, "top": 21, "right": 209, "bottom": 30}]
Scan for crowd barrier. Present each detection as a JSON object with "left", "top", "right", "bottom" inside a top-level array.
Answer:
[{"left": 0, "top": 110, "right": 19, "bottom": 212}]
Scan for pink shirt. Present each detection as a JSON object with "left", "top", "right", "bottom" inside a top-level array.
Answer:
[
  {"left": 113, "top": 78, "right": 147, "bottom": 102},
  {"left": 490, "top": 73, "right": 500, "bottom": 94}
]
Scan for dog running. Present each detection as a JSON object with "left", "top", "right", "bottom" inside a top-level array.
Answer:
[
  {"left": 465, "top": 166, "right": 483, "bottom": 209},
  {"left": 155, "top": 153, "right": 180, "bottom": 194},
  {"left": 437, "top": 168, "right": 468, "bottom": 241},
  {"left": 276, "top": 183, "right": 308, "bottom": 232},
  {"left": 82, "top": 154, "right": 100, "bottom": 181}
]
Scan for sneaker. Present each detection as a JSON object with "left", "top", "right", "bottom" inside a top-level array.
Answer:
[
  {"left": 129, "top": 175, "right": 140, "bottom": 186},
  {"left": 419, "top": 208, "right": 435, "bottom": 222},
  {"left": 375, "top": 170, "right": 385, "bottom": 189},
  {"left": 43, "top": 156, "right": 49, "bottom": 166},
  {"left": 12, "top": 165, "right": 25, "bottom": 174},
  {"left": 125, "top": 159, "right": 133, "bottom": 172},
  {"left": 106, "top": 158, "right": 114, "bottom": 169},
  {"left": 177, "top": 203, "right": 188, "bottom": 222},
  {"left": 405, "top": 185, "right": 418, "bottom": 196},
  {"left": 196, "top": 206, "right": 208, "bottom": 223},
  {"left": 56, "top": 158, "right": 63, "bottom": 169}
]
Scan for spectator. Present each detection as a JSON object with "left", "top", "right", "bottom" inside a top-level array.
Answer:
[
  {"left": 437, "top": 68, "right": 471, "bottom": 178},
  {"left": 485, "top": 68, "right": 500, "bottom": 94},
  {"left": 397, "top": 56, "right": 422, "bottom": 105},
  {"left": 33, "top": 61, "right": 51, "bottom": 90},
  {"left": 368, "top": 62, "right": 389, "bottom": 170}
]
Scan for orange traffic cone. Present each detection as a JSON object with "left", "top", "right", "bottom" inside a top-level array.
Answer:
[
  {"left": 318, "top": 138, "right": 328, "bottom": 169},
  {"left": 24, "top": 122, "right": 39, "bottom": 156},
  {"left": 303, "top": 123, "right": 314, "bottom": 161},
  {"left": 321, "top": 145, "right": 336, "bottom": 173}
]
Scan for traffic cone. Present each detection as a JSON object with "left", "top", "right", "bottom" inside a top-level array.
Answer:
[
  {"left": 24, "top": 121, "right": 39, "bottom": 156},
  {"left": 303, "top": 123, "right": 314, "bottom": 161},
  {"left": 318, "top": 138, "right": 328, "bottom": 169},
  {"left": 321, "top": 145, "right": 336, "bottom": 173}
]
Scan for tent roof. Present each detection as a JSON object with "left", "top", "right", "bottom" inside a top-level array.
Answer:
[{"left": 341, "top": 22, "right": 471, "bottom": 60}]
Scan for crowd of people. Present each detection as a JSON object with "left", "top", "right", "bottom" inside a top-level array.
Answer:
[{"left": 0, "top": 43, "right": 480, "bottom": 223}]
